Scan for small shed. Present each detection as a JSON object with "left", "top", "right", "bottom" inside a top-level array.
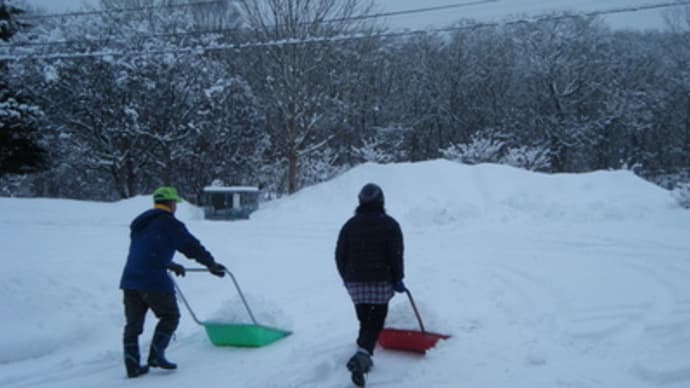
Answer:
[{"left": 202, "top": 186, "right": 260, "bottom": 220}]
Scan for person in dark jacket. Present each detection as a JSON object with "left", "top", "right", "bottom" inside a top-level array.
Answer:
[
  {"left": 335, "top": 182, "right": 406, "bottom": 387},
  {"left": 119, "top": 186, "right": 226, "bottom": 378}
]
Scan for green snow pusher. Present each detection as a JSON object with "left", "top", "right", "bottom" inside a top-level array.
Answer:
[{"left": 173, "top": 267, "right": 291, "bottom": 347}]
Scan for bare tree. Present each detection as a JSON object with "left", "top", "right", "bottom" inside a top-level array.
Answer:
[
  {"left": 510, "top": 14, "right": 612, "bottom": 172},
  {"left": 663, "top": 4, "right": 690, "bottom": 32},
  {"left": 235, "top": 0, "right": 375, "bottom": 193}
]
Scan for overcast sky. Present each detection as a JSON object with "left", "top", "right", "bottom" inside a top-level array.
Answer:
[
  {"left": 20, "top": 0, "right": 677, "bottom": 31},
  {"left": 22, "top": 0, "right": 95, "bottom": 12}
]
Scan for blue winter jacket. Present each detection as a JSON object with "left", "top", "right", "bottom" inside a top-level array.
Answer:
[{"left": 119, "top": 207, "right": 215, "bottom": 292}]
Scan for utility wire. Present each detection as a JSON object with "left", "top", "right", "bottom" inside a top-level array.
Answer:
[
  {"left": 316, "top": 0, "right": 499, "bottom": 23},
  {"left": 17, "top": 0, "right": 228, "bottom": 20},
  {"left": 6, "top": 0, "right": 497, "bottom": 48},
  {"left": 1, "top": 0, "right": 689, "bottom": 62},
  {"left": 18, "top": 0, "right": 498, "bottom": 21}
]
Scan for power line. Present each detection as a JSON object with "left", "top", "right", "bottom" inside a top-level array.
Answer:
[
  {"left": 319, "top": 0, "right": 499, "bottom": 23},
  {"left": 6, "top": 0, "right": 497, "bottom": 49},
  {"left": 19, "top": 0, "right": 498, "bottom": 21},
  {"left": 1, "top": 0, "right": 688, "bottom": 62},
  {"left": 17, "top": 0, "right": 228, "bottom": 20}
]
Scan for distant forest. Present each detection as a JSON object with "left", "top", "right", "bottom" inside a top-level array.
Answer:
[{"left": 1, "top": 0, "right": 689, "bottom": 203}]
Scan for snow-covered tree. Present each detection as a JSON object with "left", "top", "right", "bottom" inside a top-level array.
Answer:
[
  {"left": 235, "top": 0, "right": 376, "bottom": 193},
  {"left": 384, "top": 33, "right": 452, "bottom": 161},
  {"left": 5, "top": 1, "right": 690, "bottom": 198},
  {"left": 182, "top": 74, "right": 270, "bottom": 203},
  {"left": 440, "top": 131, "right": 505, "bottom": 164},
  {"left": 14, "top": 0, "right": 264, "bottom": 200},
  {"left": 672, "top": 182, "right": 690, "bottom": 209},
  {"left": 0, "top": 87, "right": 46, "bottom": 176},
  {"left": 509, "top": 14, "right": 612, "bottom": 172},
  {"left": 351, "top": 136, "right": 395, "bottom": 164},
  {"left": 297, "top": 147, "right": 348, "bottom": 188},
  {"left": 501, "top": 145, "right": 551, "bottom": 171},
  {"left": 0, "top": 0, "right": 46, "bottom": 177}
]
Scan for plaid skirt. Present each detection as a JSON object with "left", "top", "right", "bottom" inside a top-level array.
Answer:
[{"left": 345, "top": 281, "right": 394, "bottom": 305}]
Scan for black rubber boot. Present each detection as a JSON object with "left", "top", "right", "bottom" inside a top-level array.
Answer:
[
  {"left": 124, "top": 339, "right": 149, "bottom": 378},
  {"left": 148, "top": 331, "right": 177, "bottom": 370},
  {"left": 346, "top": 350, "right": 372, "bottom": 387}
]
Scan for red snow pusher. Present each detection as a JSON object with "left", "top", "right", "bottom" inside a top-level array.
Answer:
[{"left": 378, "top": 289, "right": 450, "bottom": 354}]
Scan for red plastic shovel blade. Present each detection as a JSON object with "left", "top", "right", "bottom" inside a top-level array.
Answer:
[{"left": 378, "top": 328, "right": 450, "bottom": 354}]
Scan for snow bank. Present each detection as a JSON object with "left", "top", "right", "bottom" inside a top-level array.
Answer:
[{"left": 255, "top": 160, "right": 679, "bottom": 227}]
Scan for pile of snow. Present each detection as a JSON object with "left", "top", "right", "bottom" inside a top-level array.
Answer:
[{"left": 257, "top": 160, "right": 679, "bottom": 226}]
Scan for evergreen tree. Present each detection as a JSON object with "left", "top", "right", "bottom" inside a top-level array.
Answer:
[{"left": 0, "top": 0, "right": 46, "bottom": 177}]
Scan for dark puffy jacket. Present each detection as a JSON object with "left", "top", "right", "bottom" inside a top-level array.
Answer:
[
  {"left": 119, "top": 208, "right": 215, "bottom": 292},
  {"left": 335, "top": 205, "right": 404, "bottom": 283}
]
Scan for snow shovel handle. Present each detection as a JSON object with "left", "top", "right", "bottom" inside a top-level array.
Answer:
[
  {"left": 175, "top": 267, "right": 259, "bottom": 326},
  {"left": 405, "top": 289, "right": 427, "bottom": 333},
  {"left": 173, "top": 280, "right": 203, "bottom": 325}
]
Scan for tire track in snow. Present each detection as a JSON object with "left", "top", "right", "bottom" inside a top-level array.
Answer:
[
  {"left": 558, "top": 253, "right": 677, "bottom": 351},
  {"left": 554, "top": 247, "right": 690, "bottom": 386},
  {"left": 485, "top": 261, "right": 572, "bottom": 368},
  {"left": 565, "top": 303, "right": 651, "bottom": 340},
  {"left": 491, "top": 262, "right": 571, "bottom": 322},
  {"left": 492, "top": 232, "right": 690, "bottom": 387},
  {"left": 620, "top": 258, "right": 690, "bottom": 386},
  {"left": 565, "top": 254, "right": 660, "bottom": 343},
  {"left": 0, "top": 352, "right": 119, "bottom": 388}
]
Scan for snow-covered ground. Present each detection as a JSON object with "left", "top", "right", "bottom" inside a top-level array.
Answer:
[{"left": 1, "top": 160, "right": 690, "bottom": 387}]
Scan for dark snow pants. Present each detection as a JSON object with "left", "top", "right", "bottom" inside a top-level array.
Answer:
[
  {"left": 123, "top": 290, "right": 180, "bottom": 341},
  {"left": 355, "top": 303, "right": 388, "bottom": 355}
]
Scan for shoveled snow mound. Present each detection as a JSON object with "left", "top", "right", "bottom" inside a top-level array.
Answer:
[{"left": 255, "top": 160, "right": 679, "bottom": 226}]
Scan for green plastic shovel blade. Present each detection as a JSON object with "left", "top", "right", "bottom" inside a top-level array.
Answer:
[{"left": 202, "top": 322, "right": 291, "bottom": 347}]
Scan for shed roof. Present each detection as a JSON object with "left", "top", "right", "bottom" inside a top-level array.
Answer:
[{"left": 203, "top": 186, "right": 260, "bottom": 193}]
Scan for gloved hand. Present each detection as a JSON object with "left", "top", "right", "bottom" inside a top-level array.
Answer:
[
  {"left": 393, "top": 280, "right": 406, "bottom": 293},
  {"left": 168, "top": 262, "right": 185, "bottom": 277},
  {"left": 208, "top": 262, "right": 226, "bottom": 278}
]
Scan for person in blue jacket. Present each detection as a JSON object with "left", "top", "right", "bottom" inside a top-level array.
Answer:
[{"left": 119, "top": 186, "right": 226, "bottom": 378}]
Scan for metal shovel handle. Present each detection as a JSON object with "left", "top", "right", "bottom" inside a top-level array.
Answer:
[
  {"left": 173, "top": 280, "right": 203, "bottom": 325},
  {"left": 405, "top": 289, "right": 427, "bottom": 333},
  {"left": 173, "top": 267, "right": 258, "bottom": 326}
]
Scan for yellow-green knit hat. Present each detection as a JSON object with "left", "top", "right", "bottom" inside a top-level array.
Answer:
[{"left": 153, "top": 186, "right": 183, "bottom": 203}]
